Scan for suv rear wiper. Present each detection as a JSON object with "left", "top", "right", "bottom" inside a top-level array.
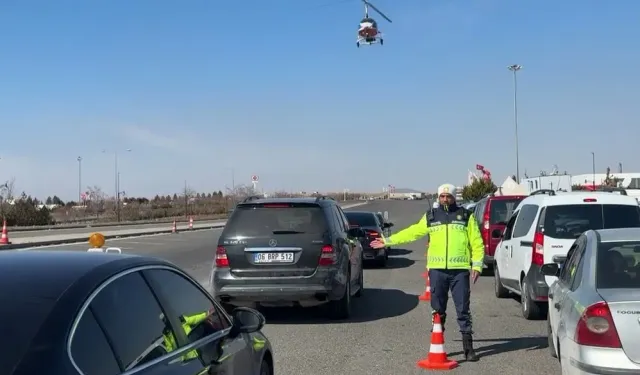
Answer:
[{"left": 272, "top": 230, "right": 305, "bottom": 234}]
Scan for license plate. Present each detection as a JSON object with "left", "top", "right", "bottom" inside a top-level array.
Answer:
[{"left": 254, "top": 252, "right": 294, "bottom": 263}]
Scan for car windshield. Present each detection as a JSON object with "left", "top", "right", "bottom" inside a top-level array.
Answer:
[
  {"left": 596, "top": 240, "right": 640, "bottom": 289},
  {"left": 544, "top": 204, "right": 640, "bottom": 239},
  {"left": 345, "top": 212, "right": 378, "bottom": 227},
  {"left": 224, "top": 204, "right": 327, "bottom": 235},
  {"left": 490, "top": 198, "right": 523, "bottom": 224}
]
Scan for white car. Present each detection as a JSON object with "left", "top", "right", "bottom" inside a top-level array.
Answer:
[
  {"left": 542, "top": 228, "right": 640, "bottom": 374},
  {"left": 493, "top": 189, "right": 640, "bottom": 320}
]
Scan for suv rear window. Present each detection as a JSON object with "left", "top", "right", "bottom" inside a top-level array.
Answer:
[
  {"left": 224, "top": 204, "right": 327, "bottom": 235},
  {"left": 490, "top": 198, "right": 523, "bottom": 224},
  {"left": 596, "top": 241, "right": 640, "bottom": 289},
  {"left": 543, "top": 204, "right": 640, "bottom": 239},
  {"left": 345, "top": 212, "right": 378, "bottom": 227}
]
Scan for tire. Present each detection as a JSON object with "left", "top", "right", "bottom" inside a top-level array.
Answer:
[
  {"left": 259, "top": 359, "right": 271, "bottom": 375},
  {"left": 327, "top": 273, "right": 352, "bottom": 320},
  {"left": 548, "top": 315, "right": 557, "bottom": 358},
  {"left": 376, "top": 253, "right": 387, "bottom": 267},
  {"left": 521, "top": 279, "right": 546, "bottom": 320},
  {"left": 494, "top": 266, "right": 509, "bottom": 298},
  {"left": 354, "top": 267, "right": 364, "bottom": 298}
]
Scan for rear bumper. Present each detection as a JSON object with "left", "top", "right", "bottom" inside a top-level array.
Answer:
[
  {"left": 362, "top": 247, "right": 386, "bottom": 260},
  {"left": 524, "top": 263, "right": 549, "bottom": 301},
  {"left": 211, "top": 267, "right": 344, "bottom": 305},
  {"left": 483, "top": 255, "right": 494, "bottom": 267},
  {"left": 566, "top": 339, "right": 640, "bottom": 375}
]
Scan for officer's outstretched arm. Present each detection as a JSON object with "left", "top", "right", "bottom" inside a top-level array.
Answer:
[
  {"left": 467, "top": 213, "right": 485, "bottom": 272},
  {"left": 384, "top": 214, "right": 429, "bottom": 246},
  {"left": 183, "top": 312, "right": 208, "bottom": 326}
]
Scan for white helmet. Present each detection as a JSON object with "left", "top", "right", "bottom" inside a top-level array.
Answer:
[{"left": 437, "top": 183, "right": 457, "bottom": 198}]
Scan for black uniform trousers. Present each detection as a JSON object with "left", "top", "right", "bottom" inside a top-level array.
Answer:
[{"left": 429, "top": 268, "right": 473, "bottom": 333}]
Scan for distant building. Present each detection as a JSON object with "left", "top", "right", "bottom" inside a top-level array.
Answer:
[{"left": 389, "top": 188, "right": 425, "bottom": 200}]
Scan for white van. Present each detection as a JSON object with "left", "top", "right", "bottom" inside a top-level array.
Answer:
[{"left": 493, "top": 189, "right": 640, "bottom": 320}]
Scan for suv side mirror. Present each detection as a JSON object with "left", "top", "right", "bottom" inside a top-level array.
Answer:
[
  {"left": 491, "top": 229, "right": 502, "bottom": 239},
  {"left": 347, "top": 228, "right": 365, "bottom": 238},
  {"left": 382, "top": 222, "right": 393, "bottom": 228},
  {"left": 540, "top": 263, "right": 560, "bottom": 277},
  {"left": 230, "top": 307, "right": 265, "bottom": 337}
]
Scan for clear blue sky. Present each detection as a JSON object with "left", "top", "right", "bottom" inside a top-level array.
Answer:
[{"left": 1, "top": 0, "right": 639, "bottom": 201}]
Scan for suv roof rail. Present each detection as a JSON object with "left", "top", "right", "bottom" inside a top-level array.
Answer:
[
  {"left": 481, "top": 192, "right": 495, "bottom": 199},
  {"left": 593, "top": 187, "right": 628, "bottom": 195},
  {"left": 530, "top": 189, "right": 556, "bottom": 196},
  {"left": 315, "top": 195, "right": 335, "bottom": 202},
  {"left": 242, "top": 195, "right": 263, "bottom": 203}
]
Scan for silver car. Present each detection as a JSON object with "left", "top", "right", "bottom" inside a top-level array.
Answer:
[{"left": 541, "top": 228, "right": 640, "bottom": 374}]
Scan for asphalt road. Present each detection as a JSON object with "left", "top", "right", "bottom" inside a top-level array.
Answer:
[
  {"left": 9, "top": 201, "right": 365, "bottom": 240},
  {"left": 22, "top": 200, "right": 561, "bottom": 374}
]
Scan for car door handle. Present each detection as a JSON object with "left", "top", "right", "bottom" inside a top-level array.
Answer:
[{"left": 554, "top": 302, "right": 561, "bottom": 310}]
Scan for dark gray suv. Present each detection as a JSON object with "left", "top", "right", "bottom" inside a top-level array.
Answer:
[{"left": 211, "top": 196, "right": 364, "bottom": 319}]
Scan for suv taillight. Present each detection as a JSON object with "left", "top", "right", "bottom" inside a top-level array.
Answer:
[
  {"left": 482, "top": 204, "right": 490, "bottom": 243},
  {"left": 575, "top": 302, "right": 621, "bottom": 348},
  {"left": 532, "top": 232, "right": 544, "bottom": 266},
  {"left": 215, "top": 246, "right": 229, "bottom": 268},
  {"left": 319, "top": 245, "right": 336, "bottom": 266}
]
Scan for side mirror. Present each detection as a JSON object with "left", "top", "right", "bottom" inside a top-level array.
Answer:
[
  {"left": 540, "top": 263, "right": 560, "bottom": 277},
  {"left": 347, "top": 228, "right": 364, "bottom": 238},
  {"left": 230, "top": 307, "right": 265, "bottom": 336},
  {"left": 491, "top": 229, "right": 502, "bottom": 239},
  {"left": 386, "top": 222, "right": 394, "bottom": 227}
]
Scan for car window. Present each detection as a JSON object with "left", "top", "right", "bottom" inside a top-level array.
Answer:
[
  {"left": 543, "top": 204, "right": 640, "bottom": 239},
  {"left": 489, "top": 198, "right": 523, "bottom": 224},
  {"left": 86, "top": 272, "right": 175, "bottom": 371},
  {"left": 146, "top": 269, "right": 229, "bottom": 338},
  {"left": 345, "top": 212, "right": 378, "bottom": 227},
  {"left": 502, "top": 211, "right": 519, "bottom": 240},
  {"left": 559, "top": 237, "right": 584, "bottom": 285},
  {"left": 224, "top": 203, "right": 327, "bottom": 235},
  {"left": 330, "top": 206, "right": 345, "bottom": 232},
  {"left": 71, "top": 309, "right": 121, "bottom": 375},
  {"left": 596, "top": 240, "right": 640, "bottom": 289},
  {"left": 512, "top": 204, "right": 539, "bottom": 238},
  {"left": 336, "top": 206, "right": 351, "bottom": 231},
  {"left": 568, "top": 238, "right": 586, "bottom": 291}
]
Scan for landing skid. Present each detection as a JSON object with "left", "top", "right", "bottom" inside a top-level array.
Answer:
[{"left": 356, "top": 37, "right": 384, "bottom": 47}]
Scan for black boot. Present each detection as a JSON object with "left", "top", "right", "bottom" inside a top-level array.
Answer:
[{"left": 462, "top": 333, "right": 479, "bottom": 362}]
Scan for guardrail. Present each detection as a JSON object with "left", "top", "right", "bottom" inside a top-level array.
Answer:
[
  {"left": 8, "top": 200, "right": 364, "bottom": 232},
  {"left": 0, "top": 201, "right": 369, "bottom": 251}
]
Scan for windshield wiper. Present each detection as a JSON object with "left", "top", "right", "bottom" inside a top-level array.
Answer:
[{"left": 272, "top": 230, "right": 305, "bottom": 234}]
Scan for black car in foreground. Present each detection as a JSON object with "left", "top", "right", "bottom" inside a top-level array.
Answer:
[
  {"left": 212, "top": 196, "right": 364, "bottom": 320},
  {"left": 344, "top": 211, "right": 393, "bottom": 267},
  {"left": 1, "top": 251, "right": 273, "bottom": 375}
]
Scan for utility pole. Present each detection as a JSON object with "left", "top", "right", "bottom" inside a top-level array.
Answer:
[
  {"left": 591, "top": 152, "right": 596, "bottom": 190},
  {"left": 184, "top": 180, "right": 188, "bottom": 218},
  {"left": 77, "top": 156, "right": 82, "bottom": 204},
  {"left": 103, "top": 149, "right": 131, "bottom": 222},
  {"left": 508, "top": 64, "right": 522, "bottom": 182}
]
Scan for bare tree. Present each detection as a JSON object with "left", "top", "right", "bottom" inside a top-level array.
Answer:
[
  {"left": 86, "top": 185, "right": 107, "bottom": 216},
  {"left": 0, "top": 177, "right": 16, "bottom": 201}
]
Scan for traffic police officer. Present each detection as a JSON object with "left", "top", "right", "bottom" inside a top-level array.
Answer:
[{"left": 371, "top": 183, "right": 484, "bottom": 362}]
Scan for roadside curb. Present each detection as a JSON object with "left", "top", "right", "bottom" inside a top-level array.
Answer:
[{"left": 0, "top": 224, "right": 226, "bottom": 251}]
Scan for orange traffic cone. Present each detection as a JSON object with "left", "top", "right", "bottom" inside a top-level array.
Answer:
[
  {"left": 189, "top": 216, "right": 193, "bottom": 230},
  {"left": 171, "top": 220, "right": 177, "bottom": 234},
  {"left": 419, "top": 271, "right": 431, "bottom": 301},
  {"left": 0, "top": 220, "right": 11, "bottom": 245},
  {"left": 417, "top": 313, "right": 458, "bottom": 370}
]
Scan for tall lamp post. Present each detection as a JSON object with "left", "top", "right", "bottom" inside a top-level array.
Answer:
[
  {"left": 507, "top": 64, "right": 522, "bottom": 182},
  {"left": 77, "top": 156, "right": 82, "bottom": 204},
  {"left": 103, "top": 149, "right": 132, "bottom": 222},
  {"left": 591, "top": 152, "right": 596, "bottom": 190}
]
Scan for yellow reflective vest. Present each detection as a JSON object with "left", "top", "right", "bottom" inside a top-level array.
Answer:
[{"left": 384, "top": 206, "right": 484, "bottom": 272}]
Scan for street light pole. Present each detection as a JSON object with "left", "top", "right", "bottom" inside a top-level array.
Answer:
[
  {"left": 591, "top": 152, "right": 596, "bottom": 190},
  {"left": 508, "top": 64, "right": 522, "bottom": 183},
  {"left": 103, "top": 149, "right": 131, "bottom": 222},
  {"left": 77, "top": 156, "right": 82, "bottom": 204}
]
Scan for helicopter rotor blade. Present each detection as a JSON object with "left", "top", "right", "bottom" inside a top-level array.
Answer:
[{"left": 363, "top": 0, "right": 392, "bottom": 23}]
